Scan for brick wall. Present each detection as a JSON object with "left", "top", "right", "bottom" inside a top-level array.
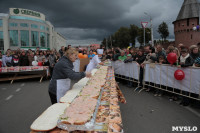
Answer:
[{"left": 173, "top": 17, "right": 200, "bottom": 47}]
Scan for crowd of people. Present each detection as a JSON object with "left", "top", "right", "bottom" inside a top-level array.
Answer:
[
  {"left": 0, "top": 43, "right": 200, "bottom": 106},
  {"left": 98, "top": 43, "right": 200, "bottom": 106}
]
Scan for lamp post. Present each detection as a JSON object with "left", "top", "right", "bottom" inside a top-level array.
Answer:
[{"left": 144, "top": 12, "right": 154, "bottom": 46}]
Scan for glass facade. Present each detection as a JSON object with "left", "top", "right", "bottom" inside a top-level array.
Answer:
[
  {"left": 40, "top": 25, "right": 45, "bottom": 30},
  {"left": 31, "top": 24, "right": 38, "bottom": 29},
  {"left": 40, "top": 32, "right": 46, "bottom": 47},
  {"left": 47, "top": 34, "right": 50, "bottom": 48},
  {"left": 9, "top": 16, "right": 46, "bottom": 23},
  {"left": 0, "top": 20, "right": 2, "bottom": 27},
  {"left": 9, "top": 23, "right": 18, "bottom": 27},
  {"left": 9, "top": 30, "right": 18, "bottom": 46},
  {"left": 20, "top": 23, "right": 29, "bottom": 27},
  {"left": 20, "top": 30, "right": 29, "bottom": 46},
  {"left": 0, "top": 31, "right": 4, "bottom": 50},
  {"left": 31, "top": 31, "right": 39, "bottom": 46}
]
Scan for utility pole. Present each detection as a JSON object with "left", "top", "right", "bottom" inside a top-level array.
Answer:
[
  {"left": 141, "top": 22, "right": 148, "bottom": 46},
  {"left": 144, "top": 27, "right": 145, "bottom": 46},
  {"left": 110, "top": 36, "right": 112, "bottom": 48},
  {"left": 106, "top": 38, "right": 108, "bottom": 50},
  {"left": 144, "top": 12, "right": 154, "bottom": 46}
]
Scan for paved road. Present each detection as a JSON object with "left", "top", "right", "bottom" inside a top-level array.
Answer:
[
  {"left": 0, "top": 79, "right": 199, "bottom": 133},
  {"left": 119, "top": 82, "right": 200, "bottom": 133}
]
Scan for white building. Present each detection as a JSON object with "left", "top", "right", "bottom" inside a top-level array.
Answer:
[{"left": 0, "top": 8, "right": 66, "bottom": 52}]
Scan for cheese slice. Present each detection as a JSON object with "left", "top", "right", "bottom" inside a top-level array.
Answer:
[{"left": 30, "top": 103, "right": 69, "bottom": 131}]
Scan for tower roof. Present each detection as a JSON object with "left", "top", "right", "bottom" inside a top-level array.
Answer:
[{"left": 176, "top": 0, "right": 200, "bottom": 21}]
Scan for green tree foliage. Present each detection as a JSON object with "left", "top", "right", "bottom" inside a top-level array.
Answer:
[
  {"left": 114, "top": 27, "right": 131, "bottom": 48},
  {"left": 101, "top": 24, "right": 139, "bottom": 48},
  {"left": 129, "top": 24, "right": 139, "bottom": 46},
  {"left": 157, "top": 21, "right": 169, "bottom": 41},
  {"left": 137, "top": 28, "right": 151, "bottom": 45}
]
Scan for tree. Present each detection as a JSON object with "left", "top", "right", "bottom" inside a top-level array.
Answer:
[
  {"left": 137, "top": 28, "right": 151, "bottom": 45},
  {"left": 129, "top": 24, "right": 139, "bottom": 47},
  {"left": 101, "top": 38, "right": 107, "bottom": 47},
  {"left": 157, "top": 21, "right": 169, "bottom": 41},
  {"left": 114, "top": 27, "right": 131, "bottom": 48},
  {"left": 101, "top": 24, "right": 139, "bottom": 48}
]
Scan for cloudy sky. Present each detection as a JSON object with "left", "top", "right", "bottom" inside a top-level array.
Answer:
[{"left": 0, "top": 0, "right": 191, "bottom": 46}]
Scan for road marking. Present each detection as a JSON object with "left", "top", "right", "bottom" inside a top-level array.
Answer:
[
  {"left": 21, "top": 83, "right": 25, "bottom": 87},
  {"left": 16, "top": 88, "right": 21, "bottom": 92},
  {"left": 185, "top": 106, "right": 200, "bottom": 118},
  {"left": 2, "top": 88, "right": 6, "bottom": 90},
  {"left": 5, "top": 95, "right": 13, "bottom": 101}
]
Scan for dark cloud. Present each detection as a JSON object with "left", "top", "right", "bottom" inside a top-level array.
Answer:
[{"left": 0, "top": 0, "right": 184, "bottom": 45}]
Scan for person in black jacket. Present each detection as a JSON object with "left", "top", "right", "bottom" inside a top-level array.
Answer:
[
  {"left": 48, "top": 48, "right": 91, "bottom": 104},
  {"left": 189, "top": 45, "right": 199, "bottom": 60},
  {"left": 19, "top": 51, "right": 29, "bottom": 66},
  {"left": 135, "top": 49, "right": 146, "bottom": 87},
  {"left": 150, "top": 44, "right": 166, "bottom": 62},
  {"left": 59, "top": 46, "right": 65, "bottom": 57},
  {"left": 178, "top": 46, "right": 194, "bottom": 68},
  {"left": 178, "top": 46, "right": 194, "bottom": 106}
]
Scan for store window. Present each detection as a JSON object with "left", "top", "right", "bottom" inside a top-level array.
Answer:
[
  {"left": 40, "top": 32, "right": 46, "bottom": 47},
  {"left": 9, "top": 30, "right": 18, "bottom": 46},
  {"left": 40, "top": 25, "right": 45, "bottom": 30},
  {"left": 47, "top": 34, "right": 50, "bottom": 48},
  {"left": 20, "top": 23, "right": 29, "bottom": 27},
  {"left": 9, "top": 23, "right": 18, "bottom": 27},
  {"left": 0, "top": 31, "right": 4, "bottom": 50},
  {"left": 31, "top": 24, "right": 38, "bottom": 29},
  {"left": 0, "top": 20, "right": 3, "bottom": 27},
  {"left": 20, "top": 30, "right": 29, "bottom": 46},
  {"left": 31, "top": 31, "right": 39, "bottom": 46}
]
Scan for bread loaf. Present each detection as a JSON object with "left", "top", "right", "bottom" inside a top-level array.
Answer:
[{"left": 30, "top": 103, "right": 69, "bottom": 131}]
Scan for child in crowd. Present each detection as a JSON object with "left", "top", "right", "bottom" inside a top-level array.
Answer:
[
  {"left": 11, "top": 54, "right": 19, "bottom": 66},
  {"left": 88, "top": 50, "right": 95, "bottom": 59},
  {"left": 154, "top": 55, "right": 166, "bottom": 97},
  {"left": 124, "top": 54, "right": 133, "bottom": 63},
  {"left": 178, "top": 46, "right": 194, "bottom": 68},
  {"left": 42, "top": 57, "right": 49, "bottom": 66}
]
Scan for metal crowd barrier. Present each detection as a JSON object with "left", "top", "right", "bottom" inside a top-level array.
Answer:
[
  {"left": 111, "top": 61, "right": 200, "bottom": 101},
  {"left": 111, "top": 61, "right": 141, "bottom": 90},
  {"left": 143, "top": 63, "right": 200, "bottom": 101}
]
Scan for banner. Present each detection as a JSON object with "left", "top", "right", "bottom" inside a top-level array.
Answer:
[{"left": 144, "top": 63, "right": 200, "bottom": 95}]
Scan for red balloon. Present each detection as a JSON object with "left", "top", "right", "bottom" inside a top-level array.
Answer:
[
  {"left": 38, "top": 62, "right": 43, "bottom": 66},
  {"left": 167, "top": 53, "right": 177, "bottom": 64},
  {"left": 174, "top": 69, "right": 185, "bottom": 80}
]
